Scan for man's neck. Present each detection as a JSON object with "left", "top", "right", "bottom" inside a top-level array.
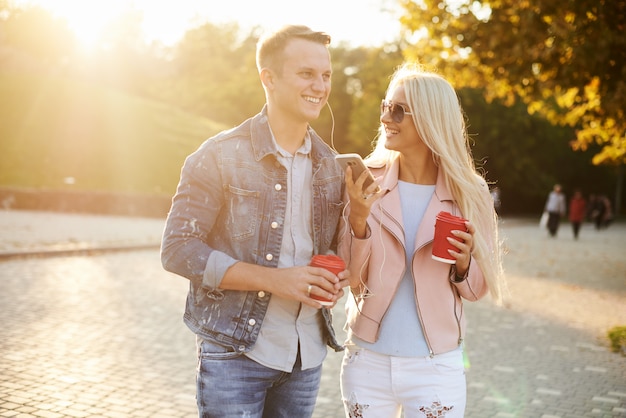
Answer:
[{"left": 267, "top": 110, "right": 308, "bottom": 155}]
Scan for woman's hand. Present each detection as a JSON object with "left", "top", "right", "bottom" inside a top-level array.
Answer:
[
  {"left": 448, "top": 221, "right": 475, "bottom": 275},
  {"left": 344, "top": 166, "right": 383, "bottom": 238}
]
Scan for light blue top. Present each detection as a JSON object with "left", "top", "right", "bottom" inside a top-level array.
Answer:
[{"left": 350, "top": 181, "right": 435, "bottom": 356}]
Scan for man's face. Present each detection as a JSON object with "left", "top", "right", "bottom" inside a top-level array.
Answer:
[{"left": 270, "top": 38, "right": 332, "bottom": 123}]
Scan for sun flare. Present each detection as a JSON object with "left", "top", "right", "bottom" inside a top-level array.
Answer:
[
  {"left": 10, "top": 0, "right": 193, "bottom": 49},
  {"left": 11, "top": 0, "right": 122, "bottom": 49},
  {"left": 55, "top": 2, "right": 117, "bottom": 49},
  {"left": 10, "top": 0, "right": 401, "bottom": 49}
]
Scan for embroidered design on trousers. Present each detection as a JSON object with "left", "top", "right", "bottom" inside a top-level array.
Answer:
[
  {"left": 419, "top": 400, "right": 454, "bottom": 417},
  {"left": 345, "top": 392, "right": 369, "bottom": 418}
]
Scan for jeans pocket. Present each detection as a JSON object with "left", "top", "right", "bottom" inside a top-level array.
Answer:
[
  {"left": 430, "top": 352, "right": 465, "bottom": 376},
  {"left": 198, "top": 338, "right": 242, "bottom": 360}
]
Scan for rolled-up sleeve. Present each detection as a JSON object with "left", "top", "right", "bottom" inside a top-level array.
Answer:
[{"left": 203, "top": 250, "right": 238, "bottom": 291}]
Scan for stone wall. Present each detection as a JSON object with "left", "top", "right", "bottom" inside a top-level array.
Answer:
[{"left": 0, "top": 187, "right": 172, "bottom": 218}]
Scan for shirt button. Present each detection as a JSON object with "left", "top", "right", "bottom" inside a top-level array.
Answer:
[
  {"left": 271, "top": 222, "right": 278, "bottom": 229},
  {"left": 248, "top": 319, "right": 256, "bottom": 326},
  {"left": 258, "top": 291, "right": 266, "bottom": 298},
  {"left": 274, "top": 184, "right": 282, "bottom": 191},
  {"left": 238, "top": 345, "right": 245, "bottom": 352},
  {"left": 265, "top": 254, "right": 273, "bottom": 261}
]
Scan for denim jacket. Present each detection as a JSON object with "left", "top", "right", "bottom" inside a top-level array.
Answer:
[{"left": 161, "top": 106, "right": 345, "bottom": 353}]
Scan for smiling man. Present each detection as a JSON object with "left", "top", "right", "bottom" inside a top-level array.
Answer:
[{"left": 161, "top": 25, "right": 349, "bottom": 418}]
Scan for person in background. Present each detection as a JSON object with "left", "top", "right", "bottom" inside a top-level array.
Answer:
[
  {"left": 490, "top": 186, "right": 501, "bottom": 212},
  {"left": 544, "top": 184, "right": 567, "bottom": 237},
  {"left": 589, "top": 193, "right": 606, "bottom": 229},
  {"left": 596, "top": 194, "right": 614, "bottom": 229},
  {"left": 568, "top": 189, "right": 586, "bottom": 240},
  {"left": 586, "top": 194, "right": 598, "bottom": 222},
  {"left": 161, "top": 25, "right": 349, "bottom": 418},
  {"left": 336, "top": 63, "right": 506, "bottom": 418}
]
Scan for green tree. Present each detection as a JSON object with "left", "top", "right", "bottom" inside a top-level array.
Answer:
[
  {"left": 161, "top": 22, "right": 263, "bottom": 125},
  {"left": 0, "top": 4, "right": 76, "bottom": 64},
  {"left": 460, "top": 88, "right": 614, "bottom": 214},
  {"left": 314, "top": 45, "right": 402, "bottom": 155},
  {"left": 342, "top": 45, "right": 403, "bottom": 156},
  {"left": 398, "top": 0, "right": 625, "bottom": 165}
]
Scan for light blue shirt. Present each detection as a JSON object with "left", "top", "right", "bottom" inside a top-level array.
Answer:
[
  {"left": 247, "top": 132, "right": 326, "bottom": 372},
  {"left": 351, "top": 181, "right": 435, "bottom": 356}
]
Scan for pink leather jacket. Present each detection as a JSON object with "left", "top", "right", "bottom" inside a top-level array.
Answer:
[{"left": 337, "top": 158, "right": 491, "bottom": 355}]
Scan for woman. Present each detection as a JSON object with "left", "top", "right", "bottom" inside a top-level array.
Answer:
[
  {"left": 337, "top": 63, "right": 505, "bottom": 418},
  {"left": 568, "top": 189, "right": 586, "bottom": 239}
]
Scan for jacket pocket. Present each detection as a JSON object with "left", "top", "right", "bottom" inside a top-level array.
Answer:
[{"left": 224, "top": 184, "right": 259, "bottom": 241}]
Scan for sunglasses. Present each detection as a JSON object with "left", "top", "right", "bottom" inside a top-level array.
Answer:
[{"left": 381, "top": 100, "right": 413, "bottom": 123}]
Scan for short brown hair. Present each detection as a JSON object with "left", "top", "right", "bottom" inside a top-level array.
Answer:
[{"left": 256, "top": 25, "right": 331, "bottom": 73}]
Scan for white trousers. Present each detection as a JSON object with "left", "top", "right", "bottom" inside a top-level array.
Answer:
[{"left": 340, "top": 346, "right": 466, "bottom": 418}]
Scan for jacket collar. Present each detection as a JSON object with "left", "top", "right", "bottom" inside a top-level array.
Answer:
[
  {"left": 249, "top": 105, "right": 325, "bottom": 163},
  {"left": 371, "top": 157, "right": 456, "bottom": 249},
  {"left": 376, "top": 157, "right": 453, "bottom": 202},
  {"left": 250, "top": 105, "right": 280, "bottom": 161}
]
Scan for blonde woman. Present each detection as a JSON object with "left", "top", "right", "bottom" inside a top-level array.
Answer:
[{"left": 337, "top": 63, "right": 505, "bottom": 418}]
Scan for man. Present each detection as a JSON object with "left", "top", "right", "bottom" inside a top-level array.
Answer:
[{"left": 161, "top": 25, "right": 348, "bottom": 418}]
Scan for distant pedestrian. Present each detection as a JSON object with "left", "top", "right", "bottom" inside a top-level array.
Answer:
[
  {"left": 595, "top": 195, "right": 614, "bottom": 229},
  {"left": 490, "top": 186, "right": 501, "bottom": 212},
  {"left": 568, "top": 189, "right": 586, "bottom": 239},
  {"left": 586, "top": 194, "right": 598, "bottom": 222},
  {"left": 544, "top": 184, "right": 567, "bottom": 237}
]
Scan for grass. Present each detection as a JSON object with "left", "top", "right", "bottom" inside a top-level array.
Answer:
[
  {"left": 0, "top": 71, "right": 226, "bottom": 196},
  {"left": 608, "top": 326, "right": 626, "bottom": 356}
]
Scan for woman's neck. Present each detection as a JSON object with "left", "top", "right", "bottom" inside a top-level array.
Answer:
[{"left": 398, "top": 152, "right": 437, "bottom": 185}]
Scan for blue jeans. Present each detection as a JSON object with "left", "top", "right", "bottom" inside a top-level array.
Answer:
[{"left": 196, "top": 341, "right": 322, "bottom": 418}]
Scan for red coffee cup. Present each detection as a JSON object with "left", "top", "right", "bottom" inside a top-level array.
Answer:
[
  {"left": 432, "top": 211, "right": 468, "bottom": 264},
  {"left": 309, "top": 254, "right": 345, "bottom": 306}
]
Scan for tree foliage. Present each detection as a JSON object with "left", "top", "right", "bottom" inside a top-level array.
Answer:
[
  {"left": 459, "top": 88, "right": 614, "bottom": 213},
  {"left": 0, "top": 1, "right": 620, "bottom": 214},
  {"left": 153, "top": 22, "right": 264, "bottom": 126},
  {"left": 342, "top": 46, "right": 403, "bottom": 156},
  {"left": 0, "top": 4, "right": 75, "bottom": 63},
  {"left": 398, "top": 0, "right": 626, "bottom": 165}
]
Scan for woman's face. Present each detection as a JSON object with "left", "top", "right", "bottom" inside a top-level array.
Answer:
[{"left": 380, "top": 86, "right": 424, "bottom": 156}]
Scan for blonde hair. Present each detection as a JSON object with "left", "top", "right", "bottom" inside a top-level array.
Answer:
[{"left": 368, "top": 62, "right": 506, "bottom": 303}]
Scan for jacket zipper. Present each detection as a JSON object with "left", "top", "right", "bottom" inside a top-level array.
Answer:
[
  {"left": 410, "top": 247, "right": 435, "bottom": 357},
  {"left": 377, "top": 204, "right": 436, "bottom": 356},
  {"left": 373, "top": 205, "right": 407, "bottom": 341},
  {"left": 412, "top": 235, "right": 465, "bottom": 356}
]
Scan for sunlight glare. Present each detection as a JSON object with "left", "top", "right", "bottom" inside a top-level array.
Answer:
[
  {"left": 11, "top": 0, "right": 133, "bottom": 49},
  {"left": 62, "top": 7, "right": 110, "bottom": 49},
  {"left": 11, "top": 0, "right": 402, "bottom": 48}
]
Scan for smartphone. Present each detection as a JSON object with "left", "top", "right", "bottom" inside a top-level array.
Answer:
[{"left": 335, "top": 153, "right": 379, "bottom": 192}]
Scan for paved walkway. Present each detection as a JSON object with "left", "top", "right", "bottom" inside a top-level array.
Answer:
[
  {"left": 0, "top": 211, "right": 162, "bottom": 259},
  {"left": 0, "top": 210, "right": 625, "bottom": 417}
]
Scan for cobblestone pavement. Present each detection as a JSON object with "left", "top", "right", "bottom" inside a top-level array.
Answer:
[{"left": 0, "top": 211, "right": 625, "bottom": 417}]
